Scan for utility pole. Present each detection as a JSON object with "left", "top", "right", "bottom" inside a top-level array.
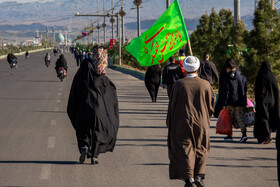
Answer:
[
  {"left": 110, "top": 0, "right": 115, "bottom": 40},
  {"left": 65, "top": 31, "right": 68, "bottom": 46},
  {"left": 46, "top": 26, "right": 49, "bottom": 44},
  {"left": 97, "top": 0, "right": 100, "bottom": 44},
  {"left": 53, "top": 26, "right": 55, "bottom": 46},
  {"left": 166, "top": 0, "right": 170, "bottom": 9},
  {"left": 103, "top": 0, "right": 107, "bottom": 44},
  {"left": 119, "top": 0, "right": 126, "bottom": 46},
  {"left": 272, "top": 0, "right": 275, "bottom": 9},
  {"left": 75, "top": 12, "right": 121, "bottom": 65},
  {"left": 234, "top": 0, "right": 240, "bottom": 26},
  {"left": 133, "top": 0, "right": 142, "bottom": 37},
  {"left": 118, "top": 13, "right": 121, "bottom": 65}
]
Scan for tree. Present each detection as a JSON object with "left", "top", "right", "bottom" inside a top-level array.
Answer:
[
  {"left": 190, "top": 9, "right": 235, "bottom": 71},
  {"left": 244, "top": 0, "right": 280, "bottom": 85},
  {"left": 190, "top": 13, "right": 210, "bottom": 59}
]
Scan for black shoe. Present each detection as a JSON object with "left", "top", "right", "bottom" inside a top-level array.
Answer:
[
  {"left": 239, "top": 136, "right": 248, "bottom": 143},
  {"left": 79, "top": 147, "right": 88, "bottom": 163},
  {"left": 194, "top": 176, "right": 204, "bottom": 187},
  {"left": 185, "top": 179, "right": 197, "bottom": 187},
  {"left": 91, "top": 157, "right": 98, "bottom": 165},
  {"left": 224, "top": 135, "right": 233, "bottom": 142}
]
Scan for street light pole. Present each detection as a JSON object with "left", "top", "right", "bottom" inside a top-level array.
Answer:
[
  {"left": 119, "top": 0, "right": 126, "bottom": 46},
  {"left": 53, "top": 26, "right": 55, "bottom": 46},
  {"left": 111, "top": 0, "right": 114, "bottom": 39},
  {"left": 75, "top": 12, "right": 121, "bottom": 65},
  {"left": 133, "top": 0, "right": 142, "bottom": 37},
  {"left": 166, "top": 0, "right": 170, "bottom": 9},
  {"left": 234, "top": 0, "right": 240, "bottom": 26},
  {"left": 110, "top": 0, "right": 115, "bottom": 40},
  {"left": 103, "top": 0, "right": 106, "bottom": 44},
  {"left": 117, "top": 13, "right": 121, "bottom": 65},
  {"left": 97, "top": 0, "right": 100, "bottom": 44}
]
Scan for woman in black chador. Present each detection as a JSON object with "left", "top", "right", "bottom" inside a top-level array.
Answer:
[
  {"left": 144, "top": 64, "right": 161, "bottom": 102},
  {"left": 254, "top": 61, "right": 280, "bottom": 144},
  {"left": 67, "top": 46, "right": 119, "bottom": 164}
]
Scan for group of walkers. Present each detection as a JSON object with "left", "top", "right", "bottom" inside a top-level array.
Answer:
[
  {"left": 144, "top": 48, "right": 280, "bottom": 186},
  {"left": 73, "top": 48, "right": 93, "bottom": 67},
  {"left": 4, "top": 44, "right": 279, "bottom": 186}
]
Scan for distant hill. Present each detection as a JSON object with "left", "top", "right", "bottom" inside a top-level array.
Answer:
[
  {"left": 0, "top": 0, "right": 254, "bottom": 27},
  {"left": 125, "top": 15, "right": 254, "bottom": 32},
  {"left": 0, "top": 0, "right": 258, "bottom": 39},
  {"left": 125, "top": 19, "right": 199, "bottom": 31},
  {"left": 0, "top": 23, "right": 65, "bottom": 32}
]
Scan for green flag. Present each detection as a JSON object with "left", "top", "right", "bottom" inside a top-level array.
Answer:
[{"left": 126, "top": 0, "right": 189, "bottom": 67}]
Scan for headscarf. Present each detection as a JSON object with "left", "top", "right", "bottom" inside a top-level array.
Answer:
[{"left": 92, "top": 46, "right": 108, "bottom": 75}]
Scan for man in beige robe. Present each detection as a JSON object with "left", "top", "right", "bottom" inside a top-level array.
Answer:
[{"left": 167, "top": 56, "right": 215, "bottom": 187}]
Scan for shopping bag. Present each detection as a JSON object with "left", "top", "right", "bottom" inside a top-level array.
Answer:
[
  {"left": 243, "top": 107, "right": 255, "bottom": 127},
  {"left": 216, "top": 108, "right": 232, "bottom": 136}
]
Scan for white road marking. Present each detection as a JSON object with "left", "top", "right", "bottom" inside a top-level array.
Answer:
[
  {"left": 56, "top": 99, "right": 61, "bottom": 103},
  {"left": 40, "top": 165, "right": 51, "bottom": 180},
  {"left": 50, "top": 119, "right": 56, "bottom": 126},
  {"left": 57, "top": 92, "right": 62, "bottom": 96},
  {"left": 47, "top": 137, "right": 56, "bottom": 148},
  {"left": 58, "top": 87, "right": 63, "bottom": 91}
]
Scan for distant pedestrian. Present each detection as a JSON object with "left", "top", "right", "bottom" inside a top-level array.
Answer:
[
  {"left": 221, "top": 60, "right": 247, "bottom": 143},
  {"left": 254, "top": 61, "right": 280, "bottom": 144},
  {"left": 198, "top": 52, "right": 219, "bottom": 85},
  {"left": 74, "top": 50, "right": 80, "bottom": 66},
  {"left": 67, "top": 46, "right": 119, "bottom": 164},
  {"left": 175, "top": 49, "right": 187, "bottom": 77},
  {"left": 25, "top": 51, "right": 29, "bottom": 59},
  {"left": 79, "top": 50, "right": 83, "bottom": 64},
  {"left": 167, "top": 56, "right": 215, "bottom": 187},
  {"left": 162, "top": 57, "right": 183, "bottom": 98},
  {"left": 53, "top": 48, "right": 57, "bottom": 56},
  {"left": 144, "top": 64, "right": 161, "bottom": 102}
]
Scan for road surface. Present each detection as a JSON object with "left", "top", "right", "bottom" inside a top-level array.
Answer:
[{"left": 0, "top": 51, "right": 278, "bottom": 186}]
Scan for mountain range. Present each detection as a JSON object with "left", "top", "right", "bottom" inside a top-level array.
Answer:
[{"left": 0, "top": 0, "right": 264, "bottom": 39}]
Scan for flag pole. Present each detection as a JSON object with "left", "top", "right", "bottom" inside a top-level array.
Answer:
[{"left": 187, "top": 40, "right": 193, "bottom": 56}]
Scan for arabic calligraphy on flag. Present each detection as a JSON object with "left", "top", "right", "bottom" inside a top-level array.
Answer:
[{"left": 126, "top": 0, "right": 189, "bottom": 66}]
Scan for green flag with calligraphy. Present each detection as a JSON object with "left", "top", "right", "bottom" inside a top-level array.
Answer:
[{"left": 126, "top": 0, "right": 189, "bottom": 66}]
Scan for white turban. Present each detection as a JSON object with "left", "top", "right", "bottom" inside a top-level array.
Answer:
[{"left": 183, "top": 56, "right": 200, "bottom": 72}]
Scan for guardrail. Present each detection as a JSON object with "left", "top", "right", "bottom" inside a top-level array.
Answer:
[
  {"left": 112, "top": 65, "right": 146, "bottom": 80},
  {"left": 0, "top": 47, "right": 52, "bottom": 60}
]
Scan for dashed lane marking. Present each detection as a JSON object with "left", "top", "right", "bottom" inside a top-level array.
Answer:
[
  {"left": 47, "top": 137, "right": 56, "bottom": 148},
  {"left": 50, "top": 119, "right": 56, "bottom": 126},
  {"left": 40, "top": 164, "right": 51, "bottom": 180}
]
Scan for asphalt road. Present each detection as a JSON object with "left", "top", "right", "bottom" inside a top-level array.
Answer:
[{"left": 0, "top": 51, "right": 278, "bottom": 187}]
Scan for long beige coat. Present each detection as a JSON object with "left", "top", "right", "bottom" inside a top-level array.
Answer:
[{"left": 167, "top": 77, "right": 215, "bottom": 179}]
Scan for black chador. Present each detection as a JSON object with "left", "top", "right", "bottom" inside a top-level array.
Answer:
[
  {"left": 144, "top": 64, "right": 162, "bottom": 102},
  {"left": 254, "top": 61, "right": 280, "bottom": 144},
  {"left": 67, "top": 59, "right": 119, "bottom": 164}
]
